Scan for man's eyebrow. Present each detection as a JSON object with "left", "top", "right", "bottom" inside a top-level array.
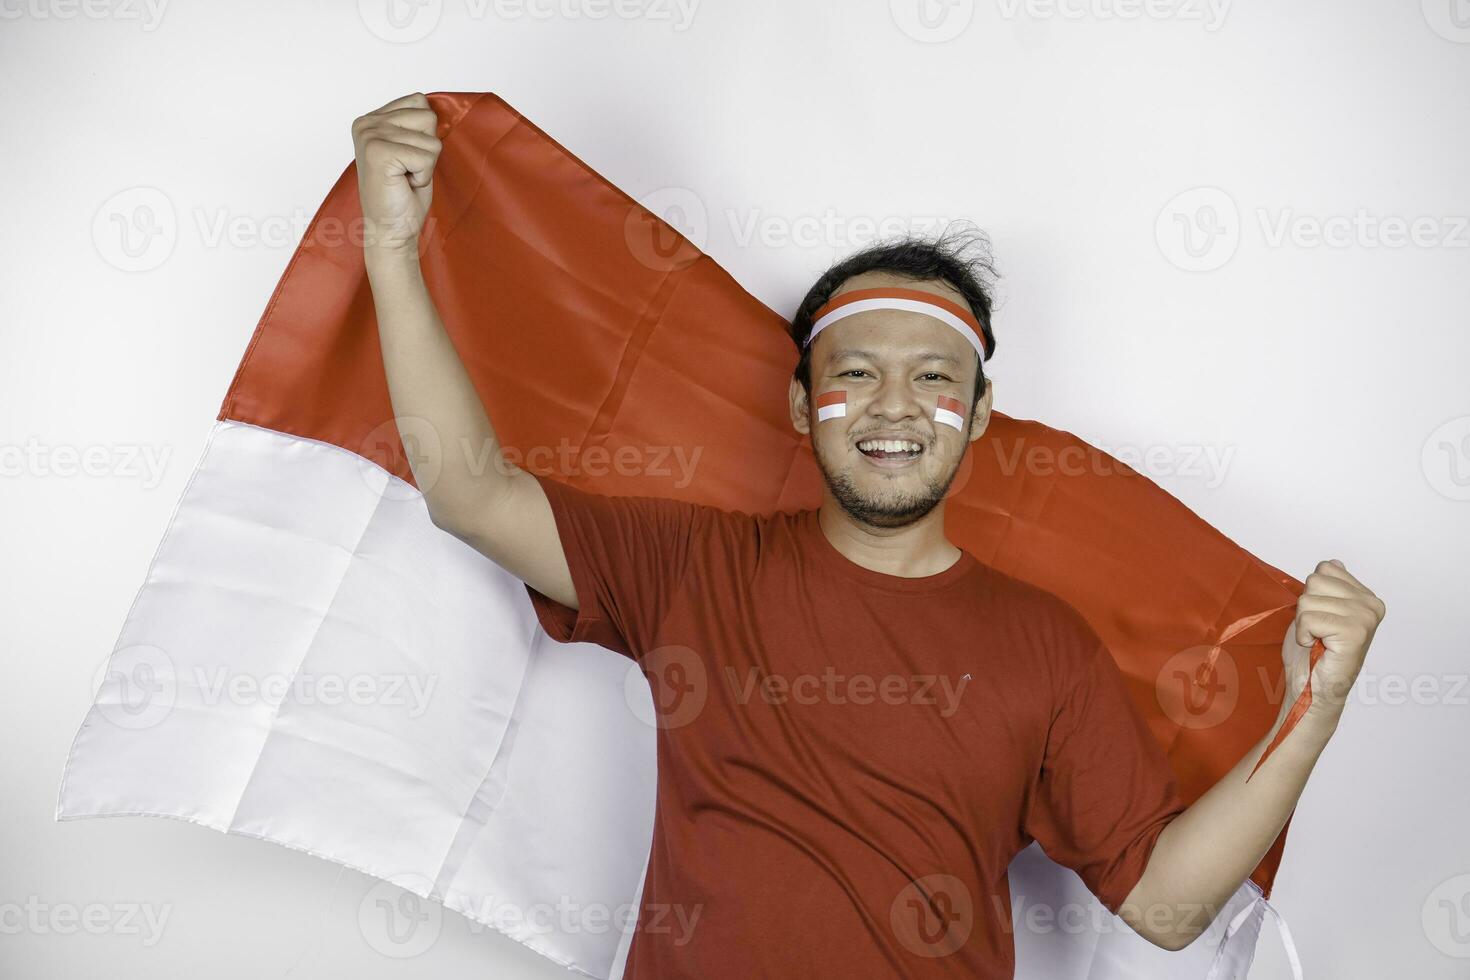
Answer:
[{"left": 828, "top": 348, "right": 962, "bottom": 366}]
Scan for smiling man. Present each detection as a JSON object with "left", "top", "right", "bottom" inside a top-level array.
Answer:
[{"left": 352, "top": 92, "right": 1385, "bottom": 978}]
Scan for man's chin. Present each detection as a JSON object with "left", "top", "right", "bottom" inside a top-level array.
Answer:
[
  {"left": 831, "top": 482, "right": 945, "bottom": 529},
  {"left": 814, "top": 455, "right": 959, "bottom": 528}
]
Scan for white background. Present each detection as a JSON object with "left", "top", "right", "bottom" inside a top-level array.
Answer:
[{"left": 2, "top": 1, "right": 1468, "bottom": 977}]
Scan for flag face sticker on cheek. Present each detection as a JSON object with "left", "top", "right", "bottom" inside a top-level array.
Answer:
[
  {"left": 816, "top": 389, "right": 847, "bottom": 421},
  {"left": 933, "top": 395, "right": 966, "bottom": 431}
]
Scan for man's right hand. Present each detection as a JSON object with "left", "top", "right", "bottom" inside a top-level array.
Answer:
[{"left": 352, "top": 92, "right": 442, "bottom": 254}]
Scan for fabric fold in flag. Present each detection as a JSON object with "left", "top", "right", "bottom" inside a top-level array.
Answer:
[{"left": 58, "top": 91, "right": 1311, "bottom": 979}]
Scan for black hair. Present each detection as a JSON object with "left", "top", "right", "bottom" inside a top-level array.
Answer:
[{"left": 788, "top": 223, "right": 998, "bottom": 405}]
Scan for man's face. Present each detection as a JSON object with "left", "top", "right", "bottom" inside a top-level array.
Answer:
[{"left": 789, "top": 275, "right": 992, "bottom": 529}]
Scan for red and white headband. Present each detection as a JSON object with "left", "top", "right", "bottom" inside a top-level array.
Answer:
[{"left": 803, "top": 287, "right": 990, "bottom": 361}]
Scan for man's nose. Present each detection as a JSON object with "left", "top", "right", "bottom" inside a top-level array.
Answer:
[{"left": 870, "top": 374, "right": 921, "bottom": 420}]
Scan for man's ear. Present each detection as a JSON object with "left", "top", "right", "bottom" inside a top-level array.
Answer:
[
  {"left": 967, "top": 376, "right": 994, "bottom": 444},
  {"left": 789, "top": 375, "right": 811, "bottom": 436}
]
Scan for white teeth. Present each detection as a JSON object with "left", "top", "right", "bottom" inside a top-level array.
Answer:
[{"left": 857, "top": 439, "right": 922, "bottom": 453}]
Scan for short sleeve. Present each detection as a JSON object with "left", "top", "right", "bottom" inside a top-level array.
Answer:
[
  {"left": 1022, "top": 630, "right": 1188, "bottom": 916},
  {"left": 524, "top": 472, "right": 704, "bottom": 661}
]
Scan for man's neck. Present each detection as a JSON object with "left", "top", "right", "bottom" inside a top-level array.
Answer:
[{"left": 815, "top": 499, "right": 963, "bottom": 578}]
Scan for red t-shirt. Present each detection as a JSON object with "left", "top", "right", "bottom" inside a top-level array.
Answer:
[{"left": 525, "top": 473, "right": 1186, "bottom": 978}]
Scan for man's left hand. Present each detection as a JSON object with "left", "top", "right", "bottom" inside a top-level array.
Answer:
[{"left": 1281, "top": 559, "right": 1387, "bottom": 725}]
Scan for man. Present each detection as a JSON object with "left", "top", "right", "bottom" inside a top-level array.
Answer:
[{"left": 351, "top": 92, "right": 1386, "bottom": 977}]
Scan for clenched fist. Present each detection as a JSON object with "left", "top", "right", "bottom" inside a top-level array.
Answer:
[
  {"left": 352, "top": 92, "right": 442, "bottom": 254},
  {"left": 1281, "top": 558, "right": 1387, "bottom": 724}
]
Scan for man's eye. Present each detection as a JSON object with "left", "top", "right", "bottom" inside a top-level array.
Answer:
[
  {"left": 919, "top": 373, "right": 950, "bottom": 382},
  {"left": 840, "top": 370, "right": 870, "bottom": 378}
]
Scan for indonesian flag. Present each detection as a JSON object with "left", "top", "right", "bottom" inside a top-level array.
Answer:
[
  {"left": 816, "top": 389, "right": 848, "bottom": 421},
  {"left": 58, "top": 92, "right": 1309, "bottom": 979},
  {"left": 934, "top": 394, "right": 967, "bottom": 431}
]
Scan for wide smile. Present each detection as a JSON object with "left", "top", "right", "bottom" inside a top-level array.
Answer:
[{"left": 855, "top": 436, "right": 925, "bottom": 468}]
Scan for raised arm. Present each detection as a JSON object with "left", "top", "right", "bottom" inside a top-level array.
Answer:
[
  {"left": 1121, "top": 559, "right": 1385, "bottom": 950},
  {"left": 351, "top": 92, "right": 576, "bottom": 609}
]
